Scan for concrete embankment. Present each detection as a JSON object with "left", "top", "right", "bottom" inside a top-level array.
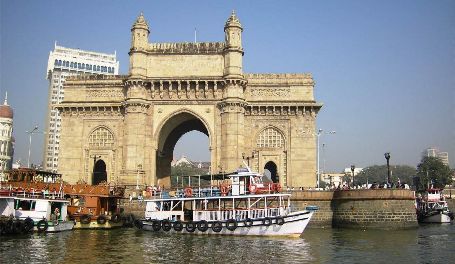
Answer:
[{"left": 291, "top": 189, "right": 418, "bottom": 229}]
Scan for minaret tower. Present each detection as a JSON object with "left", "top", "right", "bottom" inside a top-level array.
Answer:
[
  {"left": 220, "top": 11, "right": 247, "bottom": 172},
  {"left": 0, "top": 92, "right": 14, "bottom": 178},
  {"left": 129, "top": 12, "right": 150, "bottom": 77}
]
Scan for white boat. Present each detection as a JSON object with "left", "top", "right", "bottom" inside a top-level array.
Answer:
[
  {"left": 416, "top": 188, "right": 454, "bottom": 223},
  {"left": 136, "top": 167, "right": 314, "bottom": 236},
  {"left": 0, "top": 187, "right": 74, "bottom": 232}
]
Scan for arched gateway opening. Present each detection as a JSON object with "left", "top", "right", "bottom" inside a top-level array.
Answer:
[
  {"left": 156, "top": 112, "right": 210, "bottom": 187},
  {"left": 93, "top": 159, "right": 107, "bottom": 185},
  {"left": 264, "top": 161, "right": 278, "bottom": 183}
]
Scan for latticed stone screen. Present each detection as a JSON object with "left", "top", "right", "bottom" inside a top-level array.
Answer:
[
  {"left": 89, "top": 127, "right": 114, "bottom": 148},
  {"left": 256, "top": 127, "right": 284, "bottom": 148}
]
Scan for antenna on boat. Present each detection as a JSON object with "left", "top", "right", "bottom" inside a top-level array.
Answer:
[{"left": 242, "top": 161, "right": 252, "bottom": 172}]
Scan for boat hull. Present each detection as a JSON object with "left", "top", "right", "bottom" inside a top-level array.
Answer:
[
  {"left": 141, "top": 211, "right": 313, "bottom": 236},
  {"left": 34, "top": 221, "right": 74, "bottom": 233},
  {"left": 73, "top": 220, "right": 124, "bottom": 229},
  {"left": 419, "top": 212, "right": 452, "bottom": 223}
]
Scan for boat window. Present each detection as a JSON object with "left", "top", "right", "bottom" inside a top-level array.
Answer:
[{"left": 15, "top": 200, "right": 35, "bottom": 211}]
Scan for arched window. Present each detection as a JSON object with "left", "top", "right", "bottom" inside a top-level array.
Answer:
[
  {"left": 89, "top": 127, "right": 114, "bottom": 148},
  {"left": 97, "top": 65, "right": 100, "bottom": 71},
  {"left": 54, "top": 59, "right": 58, "bottom": 65},
  {"left": 256, "top": 127, "right": 284, "bottom": 148},
  {"left": 112, "top": 67, "right": 115, "bottom": 73},
  {"left": 66, "top": 61, "right": 69, "bottom": 67}
]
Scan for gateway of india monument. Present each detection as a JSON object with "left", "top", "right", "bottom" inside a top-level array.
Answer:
[{"left": 56, "top": 12, "right": 322, "bottom": 188}]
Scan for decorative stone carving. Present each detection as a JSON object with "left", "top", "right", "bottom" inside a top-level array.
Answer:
[{"left": 250, "top": 88, "right": 290, "bottom": 97}]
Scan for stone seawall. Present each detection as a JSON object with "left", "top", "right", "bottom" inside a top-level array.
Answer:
[{"left": 291, "top": 189, "right": 418, "bottom": 229}]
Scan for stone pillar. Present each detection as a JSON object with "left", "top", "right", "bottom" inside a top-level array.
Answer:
[
  {"left": 122, "top": 80, "right": 150, "bottom": 185},
  {"left": 219, "top": 80, "right": 246, "bottom": 172}
]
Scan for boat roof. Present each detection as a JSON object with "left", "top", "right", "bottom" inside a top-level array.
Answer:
[{"left": 11, "top": 196, "right": 69, "bottom": 203}]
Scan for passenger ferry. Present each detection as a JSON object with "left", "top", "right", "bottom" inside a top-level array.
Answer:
[
  {"left": 135, "top": 166, "right": 314, "bottom": 236},
  {"left": 416, "top": 188, "right": 454, "bottom": 223},
  {"left": 0, "top": 186, "right": 74, "bottom": 232}
]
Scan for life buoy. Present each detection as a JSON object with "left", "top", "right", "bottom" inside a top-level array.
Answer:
[
  {"left": 225, "top": 219, "right": 238, "bottom": 231},
  {"left": 249, "top": 184, "right": 257, "bottom": 194},
  {"left": 37, "top": 219, "right": 48, "bottom": 232},
  {"left": 197, "top": 220, "right": 209, "bottom": 232},
  {"left": 275, "top": 216, "right": 285, "bottom": 225},
  {"left": 162, "top": 220, "right": 172, "bottom": 231},
  {"left": 184, "top": 187, "right": 193, "bottom": 197},
  {"left": 173, "top": 221, "right": 184, "bottom": 232},
  {"left": 134, "top": 219, "right": 143, "bottom": 229},
  {"left": 185, "top": 221, "right": 196, "bottom": 232},
  {"left": 275, "top": 183, "right": 282, "bottom": 193},
  {"left": 80, "top": 214, "right": 91, "bottom": 224},
  {"left": 211, "top": 221, "right": 223, "bottom": 233},
  {"left": 244, "top": 218, "right": 254, "bottom": 227},
  {"left": 110, "top": 213, "right": 121, "bottom": 223},
  {"left": 262, "top": 217, "right": 272, "bottom": 226},
  {"left": 151, "top": 220, "right": 161, "bottom": 231},
  {"left": 23, "top": 217, "right": 35, "bottom": 233},
  {"left": 220, "top": 185, "right": 229, "bottom": 196},
  {"left": 97, "top": 215, "right": 107, "bottom": 225}
]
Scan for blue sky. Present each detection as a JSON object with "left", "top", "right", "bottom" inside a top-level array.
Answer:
[{"left": 1, "top": 0, "right": 454, "bottom": 172}]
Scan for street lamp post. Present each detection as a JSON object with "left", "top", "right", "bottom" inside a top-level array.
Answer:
[
  {"left": 242, "top": 151, "right": 256, "bottom": 168},
  {"left": 316, "top": 129, "right": 336, "bottom": 188},
  {"left": 26, "top": 125, "right": 39, "bottom": 168},
  {"left": 384, "top": 152, "right": 391, "bottom": 186},
  {"left": 351, "top": 165, "right": 355, "bottom": 187}
]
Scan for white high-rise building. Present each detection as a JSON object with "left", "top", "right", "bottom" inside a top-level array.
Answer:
[
  {"left": 43, "top": 43, "right": 119, "bottom": 172},
  {"left": 422, "top": 147, "right": 450, "bottom": 166}
]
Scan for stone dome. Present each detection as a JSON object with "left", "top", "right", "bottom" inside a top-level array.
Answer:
[{"left": 0, "top": 104, "right": 13, "bottom": 119}]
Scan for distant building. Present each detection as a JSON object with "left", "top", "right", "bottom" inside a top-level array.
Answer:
[
  {"left": 422, "top": 147, "right": 449, "bottom": 166},
  {"left": 344, "top": 167, "right": 363, "bottom": 175},
  {"left": 43, "top": 43, "right": 119, "bottom": 172},
  {"left": 171, "top": 156, "right": 210, "bottom": 170},
  {"left": 0, "top": 93, "right": 14, "bottom": 180},
  {"left": 321, "top": 172, "right": 345, "bottom": 187}
]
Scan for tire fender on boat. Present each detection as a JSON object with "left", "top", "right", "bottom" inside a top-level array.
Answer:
[
  {"left": 275, "top": 216, "right": 285, "bottom": 225},
  {"left": 23, "top": 217, "right": 35, "bottom": 233},
  {"left": 197, "top": 220, "right": 209, "bottom": 232},
  {"left": 110, "top": 213, "right": 121, "bottom": 223},
  {"left": 162, "top": 220, "right": 172, "bottom": 231},
  {"left": 97, "top": 215, "right": 107, "bottom": 225},
  {"left": 211, "top": 221, "right": 223, "bottom": 233},
  {"left": 173, "top": 221, "right": 183, "bottom": 232},
  {"left": 262, "top": 217, "right": 272, "bottom": 226},
  {"left": 37, "top": 219, "right": 49, "bottom": 232},
  {"left": 134, "top": 219, "right": 143, "bottom": 229},
  {"left": 151, "top": 220, "right": 161, "bottom": 231},
  {"left": 226, "top": 219, "right": 238, "bottom": 231},
  {"left": 80, "top": 214, "right": 91, "bottom": 224},
  {"left": 185, "top": 221, "right": 196, "bottom": 232}
]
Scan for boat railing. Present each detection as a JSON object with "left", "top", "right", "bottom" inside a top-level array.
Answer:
[
  {"left": 149, "top": 185, "right": 283, "bottom": 199},
  {"left": 193, "top": 207, "right": 282, "bottom": 221},
  {"left": 0, "top": 187, "right": 65, "bottom": 200}
]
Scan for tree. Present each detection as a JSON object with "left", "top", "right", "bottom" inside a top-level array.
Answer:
[
  {"left": 354, "top": 165, "right": 416, "bottom": 186},
  {"left": 416, "top": 156, "right": 452, "bottom": 190}
]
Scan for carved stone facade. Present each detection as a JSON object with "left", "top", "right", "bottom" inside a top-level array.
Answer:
[{"left": 56, "top": 12, "right": 322, "bottom": 188}]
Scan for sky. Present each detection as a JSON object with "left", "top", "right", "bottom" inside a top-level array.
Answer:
[{"left": 1, "top": 0, "right": 454, "bottom": 172}]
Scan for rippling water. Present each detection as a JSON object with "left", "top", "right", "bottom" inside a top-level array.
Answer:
[{"left": 1, "top": 224, "right": 454, "bottom": 264}]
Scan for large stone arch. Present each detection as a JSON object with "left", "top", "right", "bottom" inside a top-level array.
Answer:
[{"left": 153, "top": 109, "right": 214, "bottom": 186}]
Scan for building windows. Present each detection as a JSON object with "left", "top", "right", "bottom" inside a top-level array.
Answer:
[
  {"left": 89, "top": 127, "right": 114, "bottom": 148},
  {"left": 256, "top": 127, "right": 284, "bottom": 148}
]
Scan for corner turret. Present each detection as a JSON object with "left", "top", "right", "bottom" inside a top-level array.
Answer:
[
  {"left": 223, "top": 11, "right": 244, "bottom": 78},
  {"left": 129, "top": 13, "right": 149, "bottom": 77},
  {"left": 131, "top": 12, "right": 150, "bottom": 50}
]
